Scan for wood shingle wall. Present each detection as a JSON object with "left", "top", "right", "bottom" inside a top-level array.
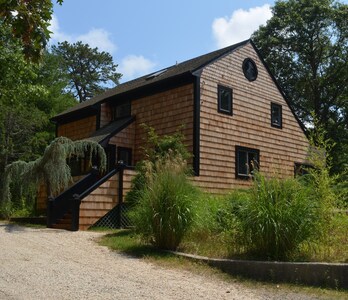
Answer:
[
  {"left": 57, "top": 115, "right": 96, "bottom": 140},
  {"left": 194, "top": 43, "right": 309, "bottom": 193},
  {"left": 78, "top": 168, "right": 135, "bottom": 230},
  {"left": 131, "top": 83, "right": 194, "bottom": 164}
]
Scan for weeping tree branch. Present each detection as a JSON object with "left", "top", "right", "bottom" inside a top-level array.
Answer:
[{"left": 1, "top": 137, "right": 106, "bottom": 216}]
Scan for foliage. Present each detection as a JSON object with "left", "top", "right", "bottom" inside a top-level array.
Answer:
[
  {"left": 125, "top": 124, "right": 191, "bottom": 204},
  {"left": 140, "top": 124, "right": 191, "bottom": 163},
  {"left": 231, "top": 173, "right": 319, "bottom": 260},
  {"left": 0, "top": 23, "right": 75, "bottom": 175},
  {"left": 306, "top": 122, "right": 337, "bottom": 216},
  {"left": 252, "top": 0, "right": 348, "bottom": 174},
  {"left": 51, "top": 41, "right": 122, "bottom": 102},
  {"left": 0, "top": 137, "right": 106, "bottom": 218},
  {"left": 129, "top": 153, "right": 197, "bottom": 250},
  {"left": 0, "top": 0, "right": 63, "bottom": 61}
]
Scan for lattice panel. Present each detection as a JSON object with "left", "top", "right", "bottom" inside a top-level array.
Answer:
[{"left": 91, "top": 203, "right": 134, "bottom": 229}]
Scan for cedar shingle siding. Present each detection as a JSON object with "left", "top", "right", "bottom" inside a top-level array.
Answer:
[
  {"left": 194, "top": 43, "right": 308, "bottom": 193},
  {"left": 50, "top": 40, "right": 310, "bottom": 229}
]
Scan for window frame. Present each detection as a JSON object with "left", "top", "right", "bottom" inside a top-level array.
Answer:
[
  {"left": 235, "top": 146, "right": 260, "bottom": 179},
  {"left": 271, "top": 102, "right": 282, "bottom": 129},
  {"left": 294, "top": 162, "right": 312, "bottom": 177},
  {"left": 111, "top": 101, "right": 131, "bottom": 121},
  {"left": 117, "top": 146, "right": 132, "bottom": 166},
  {"left": 217, "top": 85, "right": 233, "bottom": 116}
]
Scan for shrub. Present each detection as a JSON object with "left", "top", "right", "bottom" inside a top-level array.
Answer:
[
  {"left": 231, "top": 173, "right": 319, "bottom": 260},
  {"left": 125, "top": 124, "right": 190, "bottom": 204},
  {"left": 130, "top": 154, "right": 197, "bottom": 250}
]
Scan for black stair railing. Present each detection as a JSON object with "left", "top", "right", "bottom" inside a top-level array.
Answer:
[
  {"left": 47, "top": 163, "right": 129, "bottom": 231},
  {"left": 47, "top": 167, "right": 100, "bottom": 230}
]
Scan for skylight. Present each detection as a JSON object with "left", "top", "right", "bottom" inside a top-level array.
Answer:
[{"left": 146, "top": 68, "right": 168, "bottom": 80}]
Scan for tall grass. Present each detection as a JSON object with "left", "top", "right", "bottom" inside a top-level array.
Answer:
[
  {"left": 231, "top": 173, "right": 320, "bottom": 260},
  {"left": 130, "top": 154, "right": 197, "bottom": 250}
]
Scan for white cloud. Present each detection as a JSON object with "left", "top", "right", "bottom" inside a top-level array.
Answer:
[
  {"left": 49, "top": 15, "right": 156, "bottom": 82},
  {"left": 119, "top": 55, "right": 157, "bottom": 82},
  {"left": 76, "top": 29, "right": 116, "bottom": 53},
  {"left": 48, "top": 15, "right": 117, "bottom": 54},
  {"left": 212, "top": 4, "right": 272, "bottom": 48},
  {"left": 48, "top": 15, "right": 72, "bottom": 43}
]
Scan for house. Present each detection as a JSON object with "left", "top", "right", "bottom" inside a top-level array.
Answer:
[{"left": 40, "top": 39, "right": 310, "bottom": 230}]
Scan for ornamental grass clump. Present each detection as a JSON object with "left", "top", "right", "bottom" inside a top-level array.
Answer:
[
  {"left": 130, "top": 153, "right": 196, "bottom": 250},
  {"left": 233, "top": 172, "right": 319, "bottom": 261}
]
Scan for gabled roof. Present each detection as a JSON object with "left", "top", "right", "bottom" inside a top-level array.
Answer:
[{"left": 52, "top": 39, "right": 250, "bottom": 121}]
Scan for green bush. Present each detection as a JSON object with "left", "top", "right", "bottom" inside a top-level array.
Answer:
[
  {"left": 231, "top": 173, "right": 320, "bottom": 260},
  {"left": 130, "top": 154, "right": 197, "bottom": 250},
  {"left": 125, "top": 124, "right": 191, "bottom": 204}
]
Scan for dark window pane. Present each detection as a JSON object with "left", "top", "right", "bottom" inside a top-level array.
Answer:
[
  {"left": 218, "top": 86, "right": 232, "bottom": 114},
  {"left": 248, "top": 152, "right": 258, "bottom": 174},
  {"left": 117, "top": 147, "right": 132, "bottom": 166},
  {"left": 112, "top": 102, "right": 131, "bottom": 120},
  {"left": 220, "top": 89, "right": 231, "bottom": 111},
  {"left": 238, "top": 151, "right": 248, "bottom": 175},
  {"left": 271, "top": 103, "right": 282, "bottom": 127}
]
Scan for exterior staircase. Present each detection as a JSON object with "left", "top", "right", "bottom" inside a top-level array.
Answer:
[
  {"left": 47, "top": 164, "right": 130, "bottom": 231},
  {"left": 51, "top": 211, "right": 72, "bottom": 230}
]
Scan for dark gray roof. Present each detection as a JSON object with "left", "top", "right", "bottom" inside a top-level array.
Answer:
[
  {"left": 53, "top": 40, "right": 250, "bottom": 120},
  {"left": 85, "top": 116, "right": 135, "bottom": 146}
]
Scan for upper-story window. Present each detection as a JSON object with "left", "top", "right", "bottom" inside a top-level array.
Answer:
[
  {"left": 218, "top": 85, "right": 233, "bottom": 115},
  {"left": 271, "top": 102, "right": 282, "bottom": 128},
  {"left": 242, "top": 58, "right": 258, "bottom": 81},
  {"left": 111, "top": 101, "right": 131, "bottom": 120}
]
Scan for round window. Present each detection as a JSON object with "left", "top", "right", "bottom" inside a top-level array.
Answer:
[{"left": 242, "top": 58, "right": 258, "bottom": 81}]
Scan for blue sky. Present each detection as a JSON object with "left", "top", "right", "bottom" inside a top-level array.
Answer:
[{"left": 49, "top": 1, "right": 276, "bottom": 82}]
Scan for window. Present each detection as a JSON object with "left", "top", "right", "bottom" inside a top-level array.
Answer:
[
  {"left": 111, "top": 101, "right": 131, "bottom": 120},
  {"left": 235, "top": 146, "right": 259, "bottom": 179},
  {"left": 242, "top": 58, "right": 258, "bottom": 81},
  {"left": 271, "top": 102, "right": 282, "bottom": 128},
  {"left": 294, "top": 162, "right": 312, "bottom": 177},
  {"left": 146, "top": 68, "right": 168, "bottom": 80},
  {"left": 117, "top": 147, "right": 132, "bottom": 166},
  {"left": 218, "top": 85, "right": 233, "bottom": 115},
  {"left": 68, "top": 154, "right": 97, "bottom": 176}
]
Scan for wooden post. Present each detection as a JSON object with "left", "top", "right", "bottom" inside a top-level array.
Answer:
[
  {"left": 71, "top": 194, "right": 81, "bottom": 231},
  {"left": 117, "top": 163, "right": 124, "bottom": 228}
]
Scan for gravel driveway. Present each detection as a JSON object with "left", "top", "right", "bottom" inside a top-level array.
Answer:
[{"left": 0, "top": 222, "right": 326, "bottom": 300}]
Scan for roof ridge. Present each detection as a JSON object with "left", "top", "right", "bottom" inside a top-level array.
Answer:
[{"left": 52, "top": 39, "right": 251, "bottom": 121}]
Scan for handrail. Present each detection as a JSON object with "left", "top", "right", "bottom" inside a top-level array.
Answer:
[
  {"left": 79, "top": 165, "right": 122, "bottom": 199},
  {"left": 53, "top": 167, "right": 99, "bottom": 203},
  {"left": 47, "top": 164, "right": 134, "bottom": 231},
  {"left": 47, "top": 167, "right": 100, "bottom": 229}
]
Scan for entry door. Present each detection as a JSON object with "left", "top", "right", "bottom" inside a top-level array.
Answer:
[{"left": 106, "top": 144, "right": 116, "bottom": 171}]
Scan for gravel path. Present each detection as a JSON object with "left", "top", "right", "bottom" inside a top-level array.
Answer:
[{"left": 0, "top": 222, "right": 326, "bottom": 300}]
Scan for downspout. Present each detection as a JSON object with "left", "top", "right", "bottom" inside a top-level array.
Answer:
[{"left": 193, "top": 75, "right": 201, "bottom": 176}]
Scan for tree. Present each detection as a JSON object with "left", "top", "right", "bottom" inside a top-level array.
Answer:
[
  {"left": 51, "top": 41, "right": 122, "bottom": 102},
  {"left": 0, "top": 22, "right": 75, "bottom": 175},
  {"left": 1, "top": 137, "right": 106, "bottom": 218},
  {"left": 0, "top": 23, "right": 47, "bottom": 173},
  {"left": 0, "top": 0, "right": 63, "bottom": 61},
  {"left": 252, "top": 0, "right": 348, "bottom": 174}
]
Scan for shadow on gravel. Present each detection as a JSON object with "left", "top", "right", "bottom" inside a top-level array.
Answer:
[
  {"left": 100, "top": 230, "right": 175, "bottom": 260},
  {"left": 0, "top": 222, "right": 26, "bottom": 233}
]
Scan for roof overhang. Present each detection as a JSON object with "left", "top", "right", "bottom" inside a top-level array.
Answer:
[{"left": 85, "top": 115, "right": 136, "bottom": 147}]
